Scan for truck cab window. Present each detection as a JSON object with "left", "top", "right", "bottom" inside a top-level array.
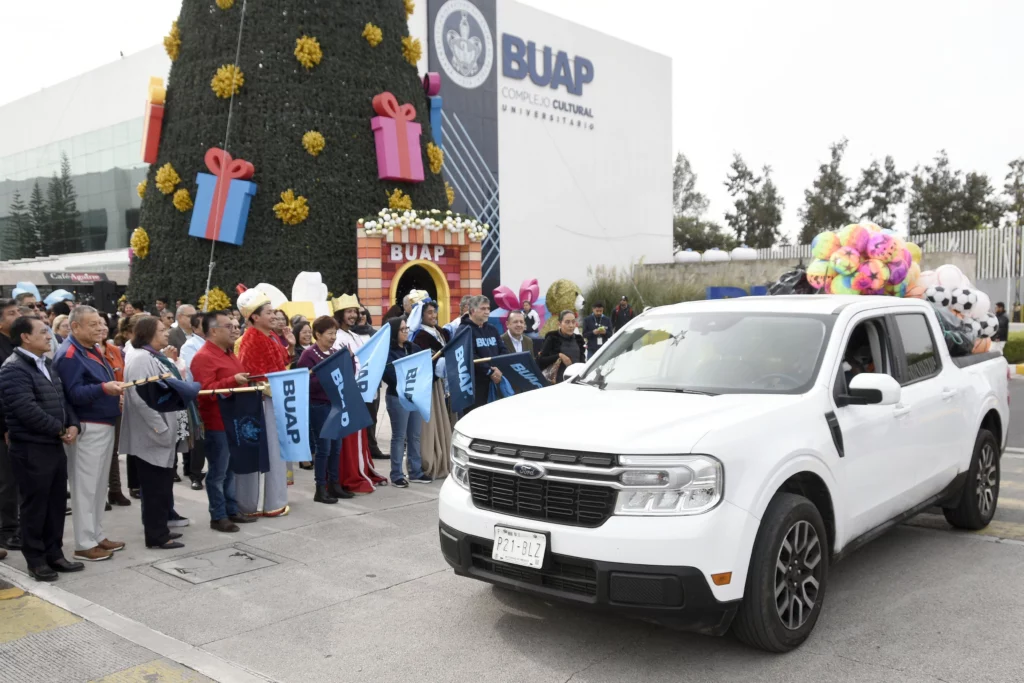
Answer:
[{"left": 835, "top": 319, "right": 891, "bottom": 397}]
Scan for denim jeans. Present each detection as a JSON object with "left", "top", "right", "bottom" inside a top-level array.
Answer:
[
  {"left": 385, "top": 394, "right": 423, "bottom": 482},
  {"left": 204, "top": 431, "right": 238, "bottom": 521},
  {"left": 309, "top": 402, "right": 340, "bottom": 487}
]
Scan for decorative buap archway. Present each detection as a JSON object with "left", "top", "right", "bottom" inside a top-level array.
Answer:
[{"left": 356, "top": 225, "right": 482, "bottom": 324}]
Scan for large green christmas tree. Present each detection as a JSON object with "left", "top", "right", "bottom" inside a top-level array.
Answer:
[{"left": 130, "top": 0, "right": 447, "bottom": 304}]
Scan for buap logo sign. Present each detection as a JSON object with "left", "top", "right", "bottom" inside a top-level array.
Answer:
[
  {"left": 502, "top": 34, "right": 594, "bottom": 96},
  {"left": 434, "top": 0, "right": 494, "bottom": 89}
]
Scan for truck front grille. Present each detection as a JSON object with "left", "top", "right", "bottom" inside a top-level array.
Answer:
[{"left": 468, "top": 469, "right": 616, "bottom": 527}]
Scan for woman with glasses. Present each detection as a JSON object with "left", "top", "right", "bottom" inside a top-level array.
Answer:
[
  {"left": 381, "top": 317, "right": 432, "bottom": 488},
  {"left": 411, "top": 301, "right": 451, "bottom": 479},
  {"left": 538, "top": 310, "right": 586, "bottom": 383}
]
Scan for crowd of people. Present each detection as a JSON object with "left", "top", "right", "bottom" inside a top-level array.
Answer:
[{"left": 0, "top": 285, "right": 636, "bottom": 581}]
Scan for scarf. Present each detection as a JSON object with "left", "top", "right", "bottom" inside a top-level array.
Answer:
[{"left": 144, "top": 345, "right": 204, "bottom": 445}]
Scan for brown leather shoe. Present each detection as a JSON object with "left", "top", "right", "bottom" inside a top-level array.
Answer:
[
  {"left": 108, "top": 491, "right": 132, "bottom": 507},
  {"left": 98, "top": 539, "right": 125, "bottom": 552},
  {"left": 73, "top": 547, "right": 113, "bottom": 562},
  {"left": 0, "top": 548, "right": 7, "bottom": 561}
]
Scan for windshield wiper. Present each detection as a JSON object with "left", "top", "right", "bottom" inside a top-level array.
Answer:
[{"left": 635, "top": 386, "right": 718, "bottom": 396}]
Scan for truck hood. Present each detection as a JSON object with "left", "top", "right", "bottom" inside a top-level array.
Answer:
[{"left": 455, "top": 383, "right": 801, "bottom": 455}]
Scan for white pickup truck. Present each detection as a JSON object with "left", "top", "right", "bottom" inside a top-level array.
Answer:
[{"left": 437, "top": 295, "right": 1009, "bottom": 652}]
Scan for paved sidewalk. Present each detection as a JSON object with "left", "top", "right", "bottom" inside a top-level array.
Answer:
[{"left": 0, "top": 574, "right": 215, "bottom": 682}]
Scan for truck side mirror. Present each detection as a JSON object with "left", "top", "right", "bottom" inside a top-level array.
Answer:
[{"left": 838, "top": 373, "right": 901, "bottom": 407}]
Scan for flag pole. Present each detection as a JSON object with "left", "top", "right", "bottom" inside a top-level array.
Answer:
[
  {"left": 122, "top": 373, "right": 174, "bottom": 388},
  {"left": 198, "top": 383, "right": 269, "bottom": 396}
]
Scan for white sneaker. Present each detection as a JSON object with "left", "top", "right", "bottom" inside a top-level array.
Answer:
[{"left": 168, "top": 517, "right": 190, "bottom": 528}]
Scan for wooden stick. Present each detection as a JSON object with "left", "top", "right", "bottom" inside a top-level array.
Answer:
[
  {"left": 122, "top": 372, "right": 173, "bottom": 388},
  {"left": 197, "top": 383, "right": 269, "bottom": 396}
]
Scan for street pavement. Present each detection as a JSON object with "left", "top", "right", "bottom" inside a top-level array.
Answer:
[{"left": 0, "top": 400, "right": 1022, "bottom": 682}]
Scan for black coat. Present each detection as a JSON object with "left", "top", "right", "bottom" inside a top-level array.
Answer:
[
  {"left": 0, "top": 352, "right": 79, "bottom": 445},
  {"left": 538, "top": 332, "right": 586, "bottom": 383}
]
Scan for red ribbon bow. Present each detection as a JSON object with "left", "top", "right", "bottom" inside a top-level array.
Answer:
[{"left": 204, "top": 147, "right": 255, "bottom": 241}]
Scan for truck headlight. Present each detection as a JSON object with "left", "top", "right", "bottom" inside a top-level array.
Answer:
[
  {"left": 450, "top": 431, "right": 471, "bottom": 490},
  {"left": 614, "top": 455, "right": 722, "bottom": 516}
]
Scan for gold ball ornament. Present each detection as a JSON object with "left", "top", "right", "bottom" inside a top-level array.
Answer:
[
  {"left": 130, "top": 227, "right": 150, "bottom": 260},
  {"left": 154, "top": 163, "right": 181, "bottom": 195},
  {"left": 302, "top": 131, "right": 326, "bottom": 156},
  {"left": 294, "top": 35, "right": 323, "bottom": 70},
  {"left": 172, "top": 188, "right": 193, "bottom": 212},
  {"left": 426, "top": 142, "right": 444, "bottom": 175},
  {"left": 136, "top": 180, "right": 146, "bottom": 199},
  {"left": 362, "top": 23, "right": 383, "bottom": 48},
  {"left": 215, "top": 0, "right": 234, "bottom": 8},
  {"left": 388, "top": 189, "right": 413, "bottom": 211},
  {"left": 211, "top": 64, "right": 244, "bottom": 99},
  {"left": 164, "top": 20, "right": 180, "bottom": 62},
  {"left": 402, "top": 36, "right": 422, "bottom": 67},
  {"left": 405, "top": 0, "right": 415, "bottom": 18},
  {"left": 198, "top": 287, "right": 232, "bottom": 312},
  {"left": 274, "top": 189, "right": 310, "bottom": 225}
]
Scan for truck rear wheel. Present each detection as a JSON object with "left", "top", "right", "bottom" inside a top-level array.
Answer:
[
  {"left": 943, "top": 429, "right": 999, "bottom": 530},
  {"left": 732, "top": 492, "right": 829, "bottom": 653}
]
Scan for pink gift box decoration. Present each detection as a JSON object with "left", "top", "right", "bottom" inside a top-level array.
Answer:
[{"left": 370, "top": 92, "right": 425, "bottom": 183}]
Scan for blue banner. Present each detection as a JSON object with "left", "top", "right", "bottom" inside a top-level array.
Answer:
[
  {"left": 312, "top": 347, "right": 372, "bottom": 441},
  {"left": 392, "top": 349, "right": 433, "bottom": 422},
  {"left": 267, "top": 369, "right": 311, "bottom": 462},
  {"left": 445, "top": 325, "right": 475, "bottom": 414},
  {"left": 407, "top": 301, "right": 424, "bottom": 337},
  {"left": 218, "top": 391, "right": 270, "bottom": 475},
  {"left": 488, "top": 352, "right": 550, "bottom": 393},
  {"left": 354, "top": 325, "right": 390, "bottom": 403}
]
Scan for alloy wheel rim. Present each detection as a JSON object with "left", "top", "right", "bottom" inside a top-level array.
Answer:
[
  {"left": 976, "top": 443, "right": 998, "bottom": 519},
  {"left": 775, "top": 520, "right": 822, "bottom": 630}
]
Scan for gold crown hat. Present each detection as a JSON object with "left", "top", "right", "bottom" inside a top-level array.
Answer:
[
  {"left": 331, "top": 293, "right": 361, "bottom": 313},
  {"left": 237, "top": 287, "right": 271, "bottom": 320},
  {"left": 407, "top": 289, "right": 430, "bottom": 305}
]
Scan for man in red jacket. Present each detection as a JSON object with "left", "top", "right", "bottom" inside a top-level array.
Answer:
[{"left": 189, "top": 311, "right": 254, "bottom": 533}]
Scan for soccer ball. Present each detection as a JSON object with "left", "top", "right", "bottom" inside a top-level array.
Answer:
[
  {"left": 966, "top": 319, "right": 982, "bottom": 338},
  {"left": 925, "top": 285, "right": 951, "bottom": 308},
  {"left": 950, "top": 287, "right": 978, "bottom": 314},
  {"left": 977, "top": 314, "right": 999, "bottom": 339}
]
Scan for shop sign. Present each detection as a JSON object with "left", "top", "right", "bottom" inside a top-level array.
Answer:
[{"left": 44, "top": 272, "right": 108, "bottom": 285}]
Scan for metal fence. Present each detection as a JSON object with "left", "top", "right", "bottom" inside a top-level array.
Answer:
[{"left": 754, "top": 227, "right": 1022, "bottom": 280}]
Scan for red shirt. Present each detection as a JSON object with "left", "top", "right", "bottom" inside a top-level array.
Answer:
[{"left": 190, "top": 340, "right": 245, "bottom": 431}]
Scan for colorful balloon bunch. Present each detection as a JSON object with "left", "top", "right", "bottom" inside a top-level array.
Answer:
[{"left": 808, "top": 223, "right": 922, "bottom": 296}]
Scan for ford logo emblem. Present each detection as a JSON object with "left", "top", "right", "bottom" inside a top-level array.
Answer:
[{"left": 513, "top": 462, "right": 546, "bottom": 479}]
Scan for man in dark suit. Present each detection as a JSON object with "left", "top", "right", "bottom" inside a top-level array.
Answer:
[
  {"left": 167, "top": 304, "right": 197, "bottom": 351},
  {"left": 501, "top": 311, "right": 534, "bottom": 356},
  {"left": 582, "top": 302, "right": 612, "bottom": 359},
  {"left": 0, "top": 316, "right": 83, "bottom": 581}
]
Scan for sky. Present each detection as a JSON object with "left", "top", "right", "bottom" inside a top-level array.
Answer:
[{"left": 1, "top": 0, "right": 1021, "bottom": 240}]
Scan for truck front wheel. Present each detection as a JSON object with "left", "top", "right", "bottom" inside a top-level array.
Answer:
[
  {"left": 732, "top": 493, "right": 829, "bottom": 653},
  {"left": 943, "top": 428, "right": 1000, "bottom": 530}
]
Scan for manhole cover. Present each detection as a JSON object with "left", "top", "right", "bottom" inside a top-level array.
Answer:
[{"left": 153, "top": 546, "right": 277, "bottom": 584}]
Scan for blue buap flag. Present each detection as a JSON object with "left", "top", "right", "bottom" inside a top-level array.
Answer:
[
  {"left": 266, "top": 369, "right": 311, "bottom": 462},
  {"left": 407, "top": 301, "right": 424, "bottom": 337},
  {"left": 392, "top": 349, "right": 433, "bottom": 422},
  {"left": 444, "top": 325, "right": 474, "bottom": 414},
  {"left": 354, "top": 325, "right": 390, "bottom": 403},
  {"left": 488, "top": 352, "right": 550, "bottom": 393},
  {"left": 218, "top": 391, "right": 270, "bottom": 475},
  {"left": 312, "top": 347, "right": 372, "bottom": 440}
]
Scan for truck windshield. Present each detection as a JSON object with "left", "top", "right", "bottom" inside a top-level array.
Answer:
[{"left": 575, "top": 312, "right": 829, "bottom": 395}]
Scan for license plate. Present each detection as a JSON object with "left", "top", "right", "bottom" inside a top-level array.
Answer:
[{"left": 492, "top": 526, "right": 546, "bottom": 569}]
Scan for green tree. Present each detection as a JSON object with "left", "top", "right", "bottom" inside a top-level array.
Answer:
[
  {"left": 44, "top": 153, "right": 84, "bottom": 255},
  {"left": 130, "top": 0, "right": 448, "bottom": 303},
  {"left": 724, "top": 154, "right": 784, "bottom": 249},
  {"left": 798, "top": 138, "right": 853, "bottom": 244},
  {"left": 1002, "top": 158, "right": 1023, "bottom": 229},
  {"left": 5, "top": 190, "right": 40, "bottom": 259},
  {"left": 28, "top": 182, "right": 50, "bottom": 255},
  {"left": 908, "top": 150, "right": 1004, "bottom": 234},
  {"left": 671, "top": 152, "right": 731, "bottom": 251},
  {"left": 853, "top": 155, "right": 906, "bottom": 230}
]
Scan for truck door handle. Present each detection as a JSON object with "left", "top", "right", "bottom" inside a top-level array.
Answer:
[
  {"left": 893, "top": 405, "right": 912, "bottom": 418},
  {"left": 941, "top": 388, "right": 958, "bottom": 401}
]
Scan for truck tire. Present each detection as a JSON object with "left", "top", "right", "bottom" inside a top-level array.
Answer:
[
  {"left": 732, "top": 492, "right": 829, "bottom": 653},
  {"left": 943, "top": 429, "right": 1000, "bottom": 530}
]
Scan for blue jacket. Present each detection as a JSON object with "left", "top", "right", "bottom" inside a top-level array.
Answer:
[
  {"left": 52, "top": 335, "right": 120, "bottom": 425},
  {"left": 382, "top": 342, "right": 422, "bottom": 397},
  {"left": 0, "top": 352, "right": 79, "bottom": 445},
  {"left": 463, "top": 316, "right": 505, "bottom": 409}
]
